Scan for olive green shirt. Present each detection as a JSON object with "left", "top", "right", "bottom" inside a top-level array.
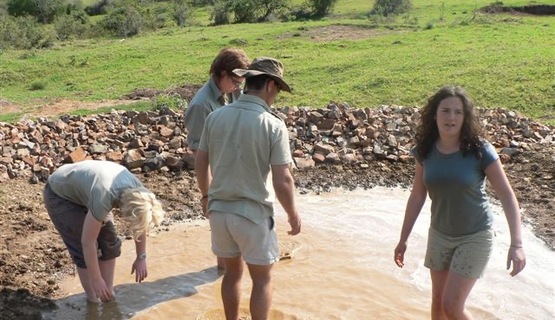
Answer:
[
  {"left": 184, "top": 77, "right": 226, "bottom": 150},
  {"left": 198, "top": 95, "right": 292, "bottom": 224}
]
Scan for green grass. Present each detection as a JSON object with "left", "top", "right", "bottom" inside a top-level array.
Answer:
[{"left": 0, "top": 0, "right": 554, "bottom": 124}]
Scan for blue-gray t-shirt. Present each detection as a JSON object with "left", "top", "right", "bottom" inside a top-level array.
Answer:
[{"left": 414, "top": 141, "right": 499, "bottom": 236}]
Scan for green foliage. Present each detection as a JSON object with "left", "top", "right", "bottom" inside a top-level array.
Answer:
[
  {"left": 54, "top": 9, "right": 91, "bottom": 40},
  {"left": 173, "top": 0, "right": 193, "bottom": 26},
  {"left": 0, "top": 15, "right": 55, "bottom": 49},
  {"left": 153, "top": 94, "right": 188, "bottom": 110},
  {"left": 211, "top": 0, "right": 289, "bottom": 24},
  {"left": 29, "top": 80, "right": 46, "bottom": 91},
  {"left": 7, "top": 0, "right": 67, "bottom": 23},
  {"left": 306, "top": 0, "right": 337, "bottom": 17},
  {"left": 101, "top": 5, "right": 144, "bottom": 37},
  {"left": 371, "top": 0, "right": 412, "bottom": 17}
]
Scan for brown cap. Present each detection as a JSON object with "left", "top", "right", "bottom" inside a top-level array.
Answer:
[{"left": 232, "top": 57, "right": 291, "bottom": 93}]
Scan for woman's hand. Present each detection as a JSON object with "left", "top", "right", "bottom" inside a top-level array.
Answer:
[
  {"left": 507, "top": 246, "right": 526, "bottom": 276},
  {"left": 131, "top": 258, "right": 148, "bottom": 283}
]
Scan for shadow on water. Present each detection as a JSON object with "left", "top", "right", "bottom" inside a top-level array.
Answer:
[
  {"left": 0, "top": 288, "right": 56, "bottom": 320},
  {"left": 41, "top": 267, "right": 222, "bottom": 320}
]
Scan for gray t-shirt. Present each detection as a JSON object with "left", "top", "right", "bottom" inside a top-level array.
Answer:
[
  {"left": 414, "top": 141, "right": 499, "bottom": 236},
  {"left": 47, "top": 160, "right": 143, "bottom": 221},
  {"left": 198, "top": 94, "right": 292, "bottom": 224}
]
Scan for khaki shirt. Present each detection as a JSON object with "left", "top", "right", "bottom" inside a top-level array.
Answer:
[
  {"left": 184, "top": 77, "right": 226, "bottom": 150},
  {"left": 198, "top": 95, "right": 292, "bottom": 224}
]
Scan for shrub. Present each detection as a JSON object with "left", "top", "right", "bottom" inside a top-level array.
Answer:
[
  {"left": 29, "top": 81, "right": 46, "bottom": 91},
  {"left": 371, "top": 0, "right": 412, "bottom": 17},
  {"left": 7, "top": 0, "right": 67, "bottom": 23},
  {"left": 306, "top": 0, "right": 337, "bottom": 17},
  {"left": 54, "top": 10, "right": 90, "bottom": 41},
  {"left": 101, "top": 6, "right": 144, "bottom": 37},
  {"left": 0, "top": 15, "right": 55, "bottom": 49},
  {"left": 173, "top": 0, "right": 192, "bottom": 27},
  {"left": 211, "top": 0, "right": 289, "bottom": 24}
]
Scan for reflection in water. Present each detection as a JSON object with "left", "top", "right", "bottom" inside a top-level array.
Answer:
[{"left": 44, "top": 187, "right": 555, "bottom": 319}]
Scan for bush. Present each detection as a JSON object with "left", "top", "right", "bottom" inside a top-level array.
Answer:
[
  {"left": 101, "top": 6, "right": 144, "bottom": 37},
  {"left": 371, "top": 0, "right": 412, "bottom": 17},
  {"left": 29, "top": 80, "right": 46, "bottom": 91},
  {"left": 306, "top": 0, "right": 337, "bottom": 17},
  {"left": 211, "top": 0, "right": 289, "bottom": 24},
  {"left": 173, "top": 0, "right": 192, "bottom": 27},
  {"left": 7, "top": 0, "right": 67, "bottom": 23},
  {"left": 0, "top": 15, "right": 55, "bottom": 49},
  {"left": 211, "top": 0, "right": 230, "bottom": 25},
  {"left": 54, "top": 14, "right": 89, "bottom": 40}
]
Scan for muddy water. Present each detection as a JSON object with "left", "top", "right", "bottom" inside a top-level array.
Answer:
[{"left": 43, "top": 187, "right": 554, "bottom": 320}]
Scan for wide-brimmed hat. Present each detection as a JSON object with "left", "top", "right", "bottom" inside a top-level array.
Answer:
[{"left": 232, "top": 57, "right": 291, "bottom": 93}]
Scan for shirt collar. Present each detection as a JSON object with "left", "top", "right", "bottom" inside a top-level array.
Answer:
[
  {"left": 208, "top": 77, "right": 225, "bottom": 102},
  {"left": 235, "top": 94, "right": 272, "bottom": 113}
]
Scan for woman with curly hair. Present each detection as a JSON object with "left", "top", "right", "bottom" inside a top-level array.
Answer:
[
  {"left": 394, "top": 85, "right": 526, "bottom": 319},
  {"left": 43, "top": 160, "right": 164, "bottom": 303}
]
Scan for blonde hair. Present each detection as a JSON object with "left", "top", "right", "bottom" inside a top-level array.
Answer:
[{"left": 120, "top": 188, "right": 165, "bottom": 241}]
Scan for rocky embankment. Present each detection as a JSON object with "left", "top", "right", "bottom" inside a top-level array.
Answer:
[{"left": 1, "top": 103, "right": 553, "bottom": 180}]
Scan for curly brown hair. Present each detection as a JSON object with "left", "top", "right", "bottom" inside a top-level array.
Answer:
[
  {"left": 209, "top": 47, "right": 250, "bottom": 81},
  {"left": 415, "top": 85, "right": 483, "bottom": 160}
]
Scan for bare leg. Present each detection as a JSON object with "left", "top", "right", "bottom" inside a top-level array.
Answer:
[
  {"left": 430, "top": 270, "right": 448, "bottom": 320},
  {"left": 442, "top": 272, "right": 477, "bottom": 320},
  {"left": 99, "top": 258, "right": 116, "bottom": 298},
  {"left": 77, "top": 267, "right": 100, "bottom": 303},
  {"left": 217, "top": 256, "right": 225, "bottom": 270},
  {"left": 247, "top": 263, "right": 273, "bottom": 320},
  {"left": 221, "top": 256, "right": 244, "bottom": 320}
]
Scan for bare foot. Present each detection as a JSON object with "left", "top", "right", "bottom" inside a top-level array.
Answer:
[{"left": 87, "top": 296, "right": 101, "bottom": 304}]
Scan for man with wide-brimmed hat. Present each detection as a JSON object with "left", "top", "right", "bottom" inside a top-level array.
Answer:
[{"left": 195, "top": 57, "right": 302, "bottom": 319}]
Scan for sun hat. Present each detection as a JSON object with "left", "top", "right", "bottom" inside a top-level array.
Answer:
[{"left": 232, "top": 57, "right": 291, "bottom": 93}]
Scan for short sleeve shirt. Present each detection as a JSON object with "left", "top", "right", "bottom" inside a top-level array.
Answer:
[
  {"left": 198, "top": 94, "right": 292, "bottom": 224},
  {"left": 47, "top": 160, "right": 143, "bottom": 222},
  {"left": 184, "top": 77, "right": 226, "bottom": 150},
  {"left": 414, "top": 141, "right": 499, "bottom": 236}
]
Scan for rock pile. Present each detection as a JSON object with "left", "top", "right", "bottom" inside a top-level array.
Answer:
[{"left": 0, "top": 103, "right": 554, "bottom": 182}]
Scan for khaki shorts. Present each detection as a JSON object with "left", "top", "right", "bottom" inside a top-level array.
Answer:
[
  {"left": 425, "top": 228, "right": 493, "bottom": 279},
  {"left": 209, "top": 211, "right": 279, "bottom": 265},
  {"left": 43, "top": 183, "right": 122, "bottom": 268}
]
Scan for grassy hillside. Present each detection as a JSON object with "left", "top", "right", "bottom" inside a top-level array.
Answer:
[{"left": 0, "top": 0, "right": 554, "bottom": 123}]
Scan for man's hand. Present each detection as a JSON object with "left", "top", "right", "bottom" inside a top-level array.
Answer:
[{"left": 288, "top": 212, "right": 301, "bottom": 235}]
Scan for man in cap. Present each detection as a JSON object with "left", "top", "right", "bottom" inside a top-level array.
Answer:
[{"left": 195, "top": 57, "right": 302, "bottom": 319}]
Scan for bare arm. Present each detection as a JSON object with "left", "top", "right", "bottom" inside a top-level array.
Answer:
[
  {"left": 195, "top": 149, "right": 211, "bottom": 216},
  {"left": 394, "top": 161, "right": 427, "bottom": 268},
  {"left": 82, "top": 211, "right": 113, "bottom": 301},
  {"left": 131, "top": 233, "right": 148, "bottom": 283},
  {"left": 271, "top": 164, "right": 301, "bottom": 235},
  {"left": 485, "top": 159, "right": 526, "bottom": 276}
]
